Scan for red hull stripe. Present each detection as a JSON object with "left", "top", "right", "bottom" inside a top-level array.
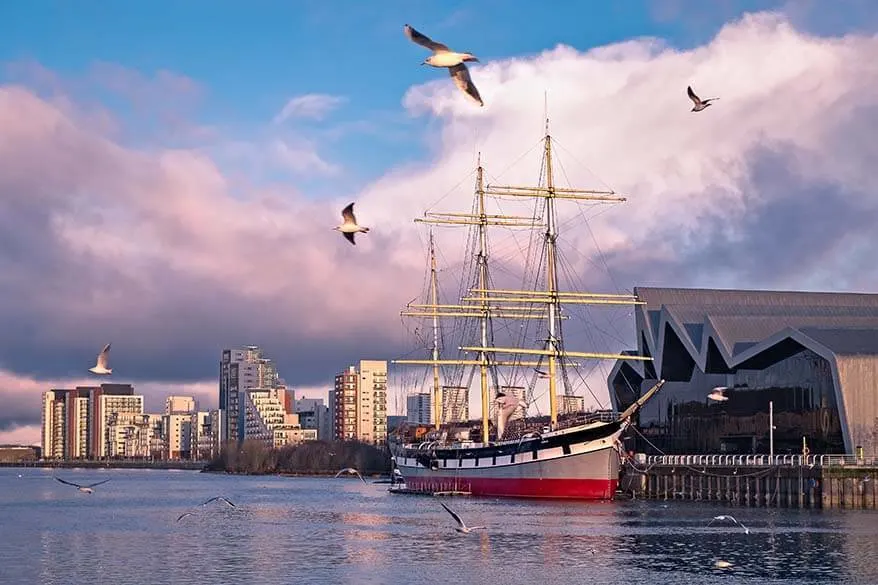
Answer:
[{"left": 406, "top": 477, "right": 618, "bottom": 500}]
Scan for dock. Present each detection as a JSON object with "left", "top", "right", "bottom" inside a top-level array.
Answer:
[{"left": 622, "top": 454, "right": 878, "bottom": 510}]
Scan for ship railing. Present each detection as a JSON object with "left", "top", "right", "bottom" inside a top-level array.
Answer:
[{"left": 640, "top": 453, "right": 871, "bottom": 468}]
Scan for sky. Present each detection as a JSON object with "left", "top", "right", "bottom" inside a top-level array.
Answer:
[{"left": 1, "top": 0, "right": 878, "bottom": 445}]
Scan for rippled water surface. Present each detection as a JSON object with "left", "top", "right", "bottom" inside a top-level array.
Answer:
[{"left": 1, "top": 468, "right": 877, "bottom": 584}]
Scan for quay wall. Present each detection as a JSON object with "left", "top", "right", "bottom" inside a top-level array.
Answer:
[{"left": 622, "top": 453, "right": 878, "bottom": 510}]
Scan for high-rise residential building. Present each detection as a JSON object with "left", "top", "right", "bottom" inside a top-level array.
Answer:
[
  {"left": 558, "top": 394, "right": 585, "bottom": 416},
  {"left": 106, "top": 413, "right": 154, "bottom": 458},
  {"left": 188, "top": 411, "right": 213, "bottom": 460},
  {"left": 41, "top": 383, "right": 141, "bottom": 460},
  {"left": 442, "top": 386, "right": 470, "bottom": 424},
  {"left": 406, "top": 393, "right": 432, "bottom": 425},
  {"left": 163, "top": 413, "right": 193, "bottom": 459},
  {"left": 242, "top": 388, "right": 316, "bottom": 448},
  {"left": 219, "top": 346, "right": 283, "bottom": 445},
  {"left": 165, "top": 395, "right": 196, "bottom": 415},
  {"left": 95, "top": 389, "right": 143, "bottom": 458},
  {"left": 294, "top": 398, "right": 331, "bottom": 441},
  {"left": 331, "top": 360, "right": 388, "bottom": 444}
]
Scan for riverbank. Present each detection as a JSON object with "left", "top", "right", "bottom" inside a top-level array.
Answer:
[{"left": 0, "top": 460, "right": 205, "bottom": 470}]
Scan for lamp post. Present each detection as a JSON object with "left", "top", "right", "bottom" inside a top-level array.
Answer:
[{"left": 769, "top": 400, "right": 774, "bottom": 459}]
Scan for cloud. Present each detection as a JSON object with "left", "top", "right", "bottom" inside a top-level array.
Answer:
[
  {"left": 273, "top": 93, "right": 347, "bottom": 124},
  {"left": 1, "top": 10, "right": 878, "bottom": 426}
]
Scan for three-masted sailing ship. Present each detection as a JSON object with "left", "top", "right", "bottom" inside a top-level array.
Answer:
[{"left": 389, "top": 120, "right": 665, "bottom": 500}]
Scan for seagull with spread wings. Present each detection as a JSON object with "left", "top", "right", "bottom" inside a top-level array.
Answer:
[
  {"left": 687, "top": 85, "right": 719, "bottom": 112},
  {"left": 404, "top": 24, "right": 484, "bottom": 107},
  {"left": 707, "top": 514, "right": 750, "bottom": 534},
  {"left": 334, "top": 203, "right": 370, "bottom": 246},
  {"left": 334, "top": 467, "right": 367, "bottom": 483},
  {"left": 89, "top": 343, "right": 112, "bottom": 375},
  {"left": 54, "top": 477, "right": 111, "bottom": 494},
  {"left": 439, "top": 501, "right": 486, "bottom": 534}
]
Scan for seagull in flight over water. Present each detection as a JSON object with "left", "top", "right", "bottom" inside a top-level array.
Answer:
[
  {"left": 89, "top": 343, "right": 112, "bottom": 375},
  {"left": 54, "top": 477, "right": 111, "bottom": 494},
  {"left": 404, "top": 24, "right": 484, "bottom": 107},
  {"left": 708, "top": 514, "right": 750, "bottom": 534},
  {"left": 439, "top": 501, "right": 486, "bottom": 534},
  {"left": 335, "top": 467, "right": 367, "bottom": 483},
  {"left": 176, "top": 497, "right": 236, "bottom": 522},
  {"left": 687, "top": 85, "right": 719, "bottom": 112},
  {"left": 202, "top": 496, "right": 236, "bottom": 508},
  {"left": 334, "top": 203, "right": 370, "bottom": 246}
]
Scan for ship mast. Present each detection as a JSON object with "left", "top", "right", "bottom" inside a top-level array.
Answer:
[
  {"left": 394, "top": 154, "right": 546, "bottom": 445},
  {"left": 460, "top": 119, "right": 653, "bottom": 431},
  {"left": 475, "top": 163, "right": 490, "bottom": 445},
  {"left": 428, "top": 230, "right": 442, "bottom": 429}
]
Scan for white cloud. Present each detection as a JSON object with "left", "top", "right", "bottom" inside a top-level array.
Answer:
[
  {"left": 273, "top": 93, "right": 347, "bottom": 124},
  {"left": 270, "top": 139, "right": 340, "bottom": 175}
]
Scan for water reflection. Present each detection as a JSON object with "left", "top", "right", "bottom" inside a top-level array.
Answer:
[{"left": 2, "top": 469, "right": 878, "bottom": 585}]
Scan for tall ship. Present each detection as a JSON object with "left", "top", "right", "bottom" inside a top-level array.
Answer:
[{"left": 389, "top": 119, "right": 664, "bottom": 500}]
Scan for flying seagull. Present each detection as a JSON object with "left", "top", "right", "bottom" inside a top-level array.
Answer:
[
  {"left": 404, "top": 24, "right": 484, "bottom": 107},
  {"left": 89, "top": 343, "right": 112, "bottom": 375},
  {"left": 707, "top": 514, "right": 750, "bottom": 534},
  {"left": 687, "top": 85, "right": 719, "bottom": 112},
  {"left": 708, "top": 386, "right": 729, "bottom": 402},
  {"left": 202, "top": 496, "right": 236, "bottom": 508},
  {"left": 335, "top": 467, "right": 367, "bottom": 483},
  {"left": 439, "top": 501, "right": 486, "bottom": 534},
  {"left": 54, "top": 477, "right": 111, "bottom": 494},
  {"left": 334, "top": 203, "right": 370, "bottom": 246}
]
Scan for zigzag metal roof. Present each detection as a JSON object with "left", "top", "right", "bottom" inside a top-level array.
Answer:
[{"left": 629, "top": 287, "right": 878, "bottom": 378}]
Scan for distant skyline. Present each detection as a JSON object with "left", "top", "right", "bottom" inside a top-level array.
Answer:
[{"left": 3, "top": 0, "right": 878, "bottom": 444}]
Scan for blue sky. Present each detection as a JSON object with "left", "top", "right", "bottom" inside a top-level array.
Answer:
[{"left": 1, "top": 0, "right": 831, "bottom": 193}]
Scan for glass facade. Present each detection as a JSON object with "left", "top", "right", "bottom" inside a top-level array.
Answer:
[{"left": 625, "top": 349, "right": 845, "bottom": 455}]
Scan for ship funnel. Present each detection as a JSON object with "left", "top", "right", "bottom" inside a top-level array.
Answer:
[{"left": 494, "top": 392, "right": 523, "bottom": 440}]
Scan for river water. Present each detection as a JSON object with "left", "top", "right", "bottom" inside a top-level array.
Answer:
[{"left": 1, "top": 468, "right": 876, "bottom": 584}]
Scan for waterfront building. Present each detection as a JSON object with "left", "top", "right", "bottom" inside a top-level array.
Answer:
[
  {"left": 243, "top": 388, "right": 316, "bottom": 448},
  {"left": 294, "top": 398, "right": 332, "bottom": 441},
  {"left": 441, "top": 386, "right": 469, "bottom": 424},
  {"left": 331, "top": 360, "right": 388, "bottom": 444},
  {"left": 106, "top": 412, "right": 154, "bottom": 458},
  {"left": 218, "top": 346, "right": 284, "bottom": 445},
  {"left": 609, "top": 287, "right": 878, "bottom": 457},
  {"left": 165, "top": 395, "right": 196, "bottom": 415},
  {"left": 406, "top": 392, "right": 432, "bottom": 425},
  {"left": 558, "top": 395, "right": 586, "bottom": 416}
]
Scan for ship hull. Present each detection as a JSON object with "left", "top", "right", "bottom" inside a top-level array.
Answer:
[{"left": 391, "top": 421, "right": 623, "bottom": 500}]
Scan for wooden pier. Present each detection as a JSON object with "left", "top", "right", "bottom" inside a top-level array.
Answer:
[{"left": 621, "top": 454, "right": 878, "bottom": 510}]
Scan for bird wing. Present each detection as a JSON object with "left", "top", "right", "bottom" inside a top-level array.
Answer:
[
  {"left": 341, "top": 202, "right": 357, "bottom": 224},
  {"left": 343, "top": 232, "right": 356, "bottom": 245},
  {"left": 404, "top": 24, "right": 449, "bottom": 52},
  {"left": 439, "top": 501, "right": 466, "bottom": 529},
  {"left": 687, "top": 86, "right": 701, "bottom": 105},
  {"left": 54, "top": 477, "right": 82, "bottom": 488},
  {"left": 449, "top": 64, "right": 484, "bottom": 107},
  {"left": 176, "top": 512, "right": 193, "bottom": 522},
  {"left": 97, "top": 343, "right": 111, "bottom": 369},
  {"left": 201, "top": 496, "right": 235, "bottom": 506},
  {"left": 84, "top": 479, "right": 111, "bottom": 488}
]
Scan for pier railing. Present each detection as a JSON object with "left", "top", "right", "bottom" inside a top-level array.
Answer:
[{"left": 638, "top": 453, "right": 873, "bottom": 468}]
